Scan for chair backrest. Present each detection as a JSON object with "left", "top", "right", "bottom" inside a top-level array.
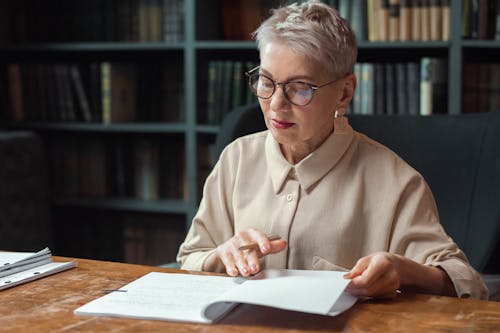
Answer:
[{"left": 215, "top": 103, "right": 500, "bottom": 273}]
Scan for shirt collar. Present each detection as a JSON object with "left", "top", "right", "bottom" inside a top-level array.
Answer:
[{"left": 265, "top": 117, "right": 354, "bottom": 194}]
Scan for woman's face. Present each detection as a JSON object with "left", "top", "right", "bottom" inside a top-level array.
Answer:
[{"left": 258, "top": 42, "right": 347, "bottom": 162}]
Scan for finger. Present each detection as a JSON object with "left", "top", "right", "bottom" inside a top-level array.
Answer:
[
  {"left": 268, "top": 239, "right": 287, "bottom": 254},
  {"left": 217, "top": 250, "right": 238, "bottom": 277},
  {"left": 347, "top": 269, "right": 400, "bottom": 297},
  {"left": 246, "top": 230, "right": 274, "bottom": 254},
  {"left": 350, "top": 255, "right": 390, "bottom": 287},
  {"left": 232, "top": 246, "right": 252, "bottom": 277},
  {"left": 344, "top": 256, "right": 370, "bottom": 279},
  {"left": 244, "top": 249, "right": 260, "bottom": 275}
]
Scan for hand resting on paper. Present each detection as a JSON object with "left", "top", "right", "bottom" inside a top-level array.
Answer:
[
  {"left": 343, "top": 252, "right": 457, "bottom": 298},
  {"left": 206, "top": 228, "right": 287, "bottom": 277}
]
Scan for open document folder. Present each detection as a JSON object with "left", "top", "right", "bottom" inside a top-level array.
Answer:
[{"left": 74, "top": 269, "right": 358, "bottom": 324}]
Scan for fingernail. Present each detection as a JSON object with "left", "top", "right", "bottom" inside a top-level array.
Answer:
[
  {"left": 250, "top": 264, "right": 257, "bottom": 272},
  {"left": 261, "top": 245, "right": 269, "bottom": 252}
]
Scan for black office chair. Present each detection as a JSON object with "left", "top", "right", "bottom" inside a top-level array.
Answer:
[{"left": 216, "top": 103, "right": 500, "bottom": 299}]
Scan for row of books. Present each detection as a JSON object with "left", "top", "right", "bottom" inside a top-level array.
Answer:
[
  {"left": 463, "top": 63, "right": 500, "bottom": 113},
  {"left": 3, "top": 0, "right": 184, "bottom": 44},
  {"left": 365, "top": 0, "right": 450, "bottom": 42},
  {"left": 49, "top": 138, "right": 186, "bottom": 201},
  {"left": 214, "top": 0, "right": 450, "bottom": 42},
  {"left": 462, "top": 0, "right": 500, "bottom": 40},
  {"left": 3, "top": 62, "right": 184, "bottom": 123},
  {"left": 351, "top": 57, "right": 448, "bottom": 116},
  {"left": 202, "top": 60, "right": 258, "bottom": 125}
]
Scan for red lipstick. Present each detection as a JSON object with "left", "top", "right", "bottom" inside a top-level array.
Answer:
[{"left": 271, "top": 119, "right": 294, "bottom": 129}]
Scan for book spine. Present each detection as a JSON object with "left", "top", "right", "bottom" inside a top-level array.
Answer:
[
  {"left": 361, "top": 63, "right": 374, "bottom": 115},
  {"left": 379, "top": 0, "right": 390, "bottom": 41},
  {"left": 396, "top": 62, "right": 408, "bottom": 114},
  {"left": 430, "top": 0, "right": 442, "bottom": 40},
  {"left": 7, "top": 63, "right": 24, "bottom": 121},
  {"left": 407, "top": 61, "right": 420, "bottom": 115},
  {"left": 101, "top": 62, "right": 111, "bottom": 124},
  {"left": 385, "top": 63, "right": 396, "bottom": 115},
  {"left": 367, "top": 0, "right": 380, "bottom": 42},
  {"left": 412, "top": 0, "right": 423, "bottom": 41},
  {"left": 462, "top": 0, "right": 470, "bottom": 38},
  {"left": 441, "top": 0, "right": 450, "bottom": 40},
  {"left": 374, "top": 63, "right": 386, "bottom": 115},
  {"left": 389, "top": 0, "right": 401, "bottom": 41},
  {"left": 353, "top": 63, "right": 363, "bottom": 114},
  {"left": 420, "top": 57, "right": 432, "bottom": 115},
  {"left": 421, "top": 0, "right": 431, "bottom": 40},
  {"left": 69, "top": 65, "right": 92, "bottom": 122},
  {"left": 400, "top": 0, "right": 412, "bottom": 41}
]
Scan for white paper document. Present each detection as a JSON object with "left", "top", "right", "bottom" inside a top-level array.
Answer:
[
  {"left": 0, "top": 262, "right": 76, "bottom": 291},
  {"left": 74, "top": 269, "right": 357, "bottom": 323}
]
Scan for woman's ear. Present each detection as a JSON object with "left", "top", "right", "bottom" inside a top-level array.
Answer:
[{"left": 337, "top": 73, "right": 357, "bottom": 110}]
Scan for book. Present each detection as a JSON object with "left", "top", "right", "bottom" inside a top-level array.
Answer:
[
  {"left": 360, "top": 63, "right": 375, "bottom": 115},
  {"left": 385, "top": 63, "right": 396, "bottom": 115},
  {"left": 0, "top": 248, "right": 76, "bottom": 291},
  {"left": 421, "top": 0, "right": 431, "bottom": 40},
  {"left": 74, "top": 269, "right": 357, "bottom": 323},
  {"left": 430, "top": 0, "right": 442, "bottom": 40},
  {"left": 379, "top": 0, "right": 390, "bottom": 40},
  {"left": 101, "top": 63, "right": 137, "bottom": 124},
  {"left": 412, "top": 0, "right": 423, "bottom": 40},
  {"left": 367, "top": 0, "right": 381, "bottom": 41},
  {"left": 389, "top": 0, "right": 401, "bottom": 41},
  {"left": 399, "top": 0, "right": 412, "bottom": 41},
  {"left": 441, "top": 0, "right": 450, "bottom": 40},
  {"left": 396, "top": 62, "right": 408, "bottom": 114}
]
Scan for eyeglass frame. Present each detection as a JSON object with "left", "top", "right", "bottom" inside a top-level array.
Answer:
[{"left": 244, "top": 65, "right": 344, "bottom": 106}]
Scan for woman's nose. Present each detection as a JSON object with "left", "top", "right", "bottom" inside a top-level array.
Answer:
[{"left": 269, "top": 84, "right": 290, "bottom": 110}]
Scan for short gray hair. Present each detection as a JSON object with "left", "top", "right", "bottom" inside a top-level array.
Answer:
[{"left": 253, "top": 0, "right": 357, "bottom": 78}]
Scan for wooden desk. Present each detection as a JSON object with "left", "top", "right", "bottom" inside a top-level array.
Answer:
[{"left": 1, "top": 257, "right": 499, "bottom": 332}]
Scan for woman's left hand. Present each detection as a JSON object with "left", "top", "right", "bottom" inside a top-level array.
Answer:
[
  {"left": 343, "top": 252, "right": 402, "bottom": 298},
  {"left": 343, "top": 252, "right": 457, "bottom": 298}
]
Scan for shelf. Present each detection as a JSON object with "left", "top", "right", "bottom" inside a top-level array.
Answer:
[
  {"left": 7, "top": 122, "right": 187, "bottom": 134},
  {"left": 357, "top": 41, "right": 450, "bottom": 49},
  {"left": 194, "top": 41, "right": 257, "bottom": 49},
  {"left": 196, "top": 124, "right": 219, "bottom": 135},
  {"left": 194, "top": 40, "right": 451, "bottom": 50},
  {"left": 1, "top": 42, "right": 185, "bottom": 52},
  {"left": 53, "top": 197, "right": 188, "bottom": 215},
  {"left": 460, "top": 40, "right": 500, "bottom": 48}
]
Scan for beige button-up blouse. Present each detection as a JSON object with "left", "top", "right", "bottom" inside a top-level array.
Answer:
[{"left": 177, "top": 119, "right": 488, "bottom": 299}]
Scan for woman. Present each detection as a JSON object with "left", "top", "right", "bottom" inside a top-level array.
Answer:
[{"left": 177, "top": 0, "right": 487, "bottom": 299}]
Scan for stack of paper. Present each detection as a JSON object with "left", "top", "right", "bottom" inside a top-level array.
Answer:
[{"left": 0, "top": 248, "right": 76, "bottom": 291}]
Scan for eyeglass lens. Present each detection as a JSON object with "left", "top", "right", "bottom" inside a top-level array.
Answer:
[{"left": 249, "top": 73, "right": 314, "bottom": 106}]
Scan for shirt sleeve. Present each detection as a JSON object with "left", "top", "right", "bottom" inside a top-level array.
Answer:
[
  {"left": 388, "top": 172, "right": 488, "bottom": 299},
  {"left": 176, "top": 147, "right": 236, "bottom": 272}
]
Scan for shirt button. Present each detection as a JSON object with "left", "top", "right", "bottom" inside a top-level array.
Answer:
[{"left": 286, "top": 194, "right": 293, "bottom": 202}]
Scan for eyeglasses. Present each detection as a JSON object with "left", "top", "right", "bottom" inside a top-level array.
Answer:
[{"left": 245, "top": 66, "right": 341, "bottom": 106}]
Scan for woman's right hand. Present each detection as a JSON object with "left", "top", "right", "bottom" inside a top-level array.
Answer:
[{"left": 214, "top": 229, "right": 287, "bottom": 277}]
